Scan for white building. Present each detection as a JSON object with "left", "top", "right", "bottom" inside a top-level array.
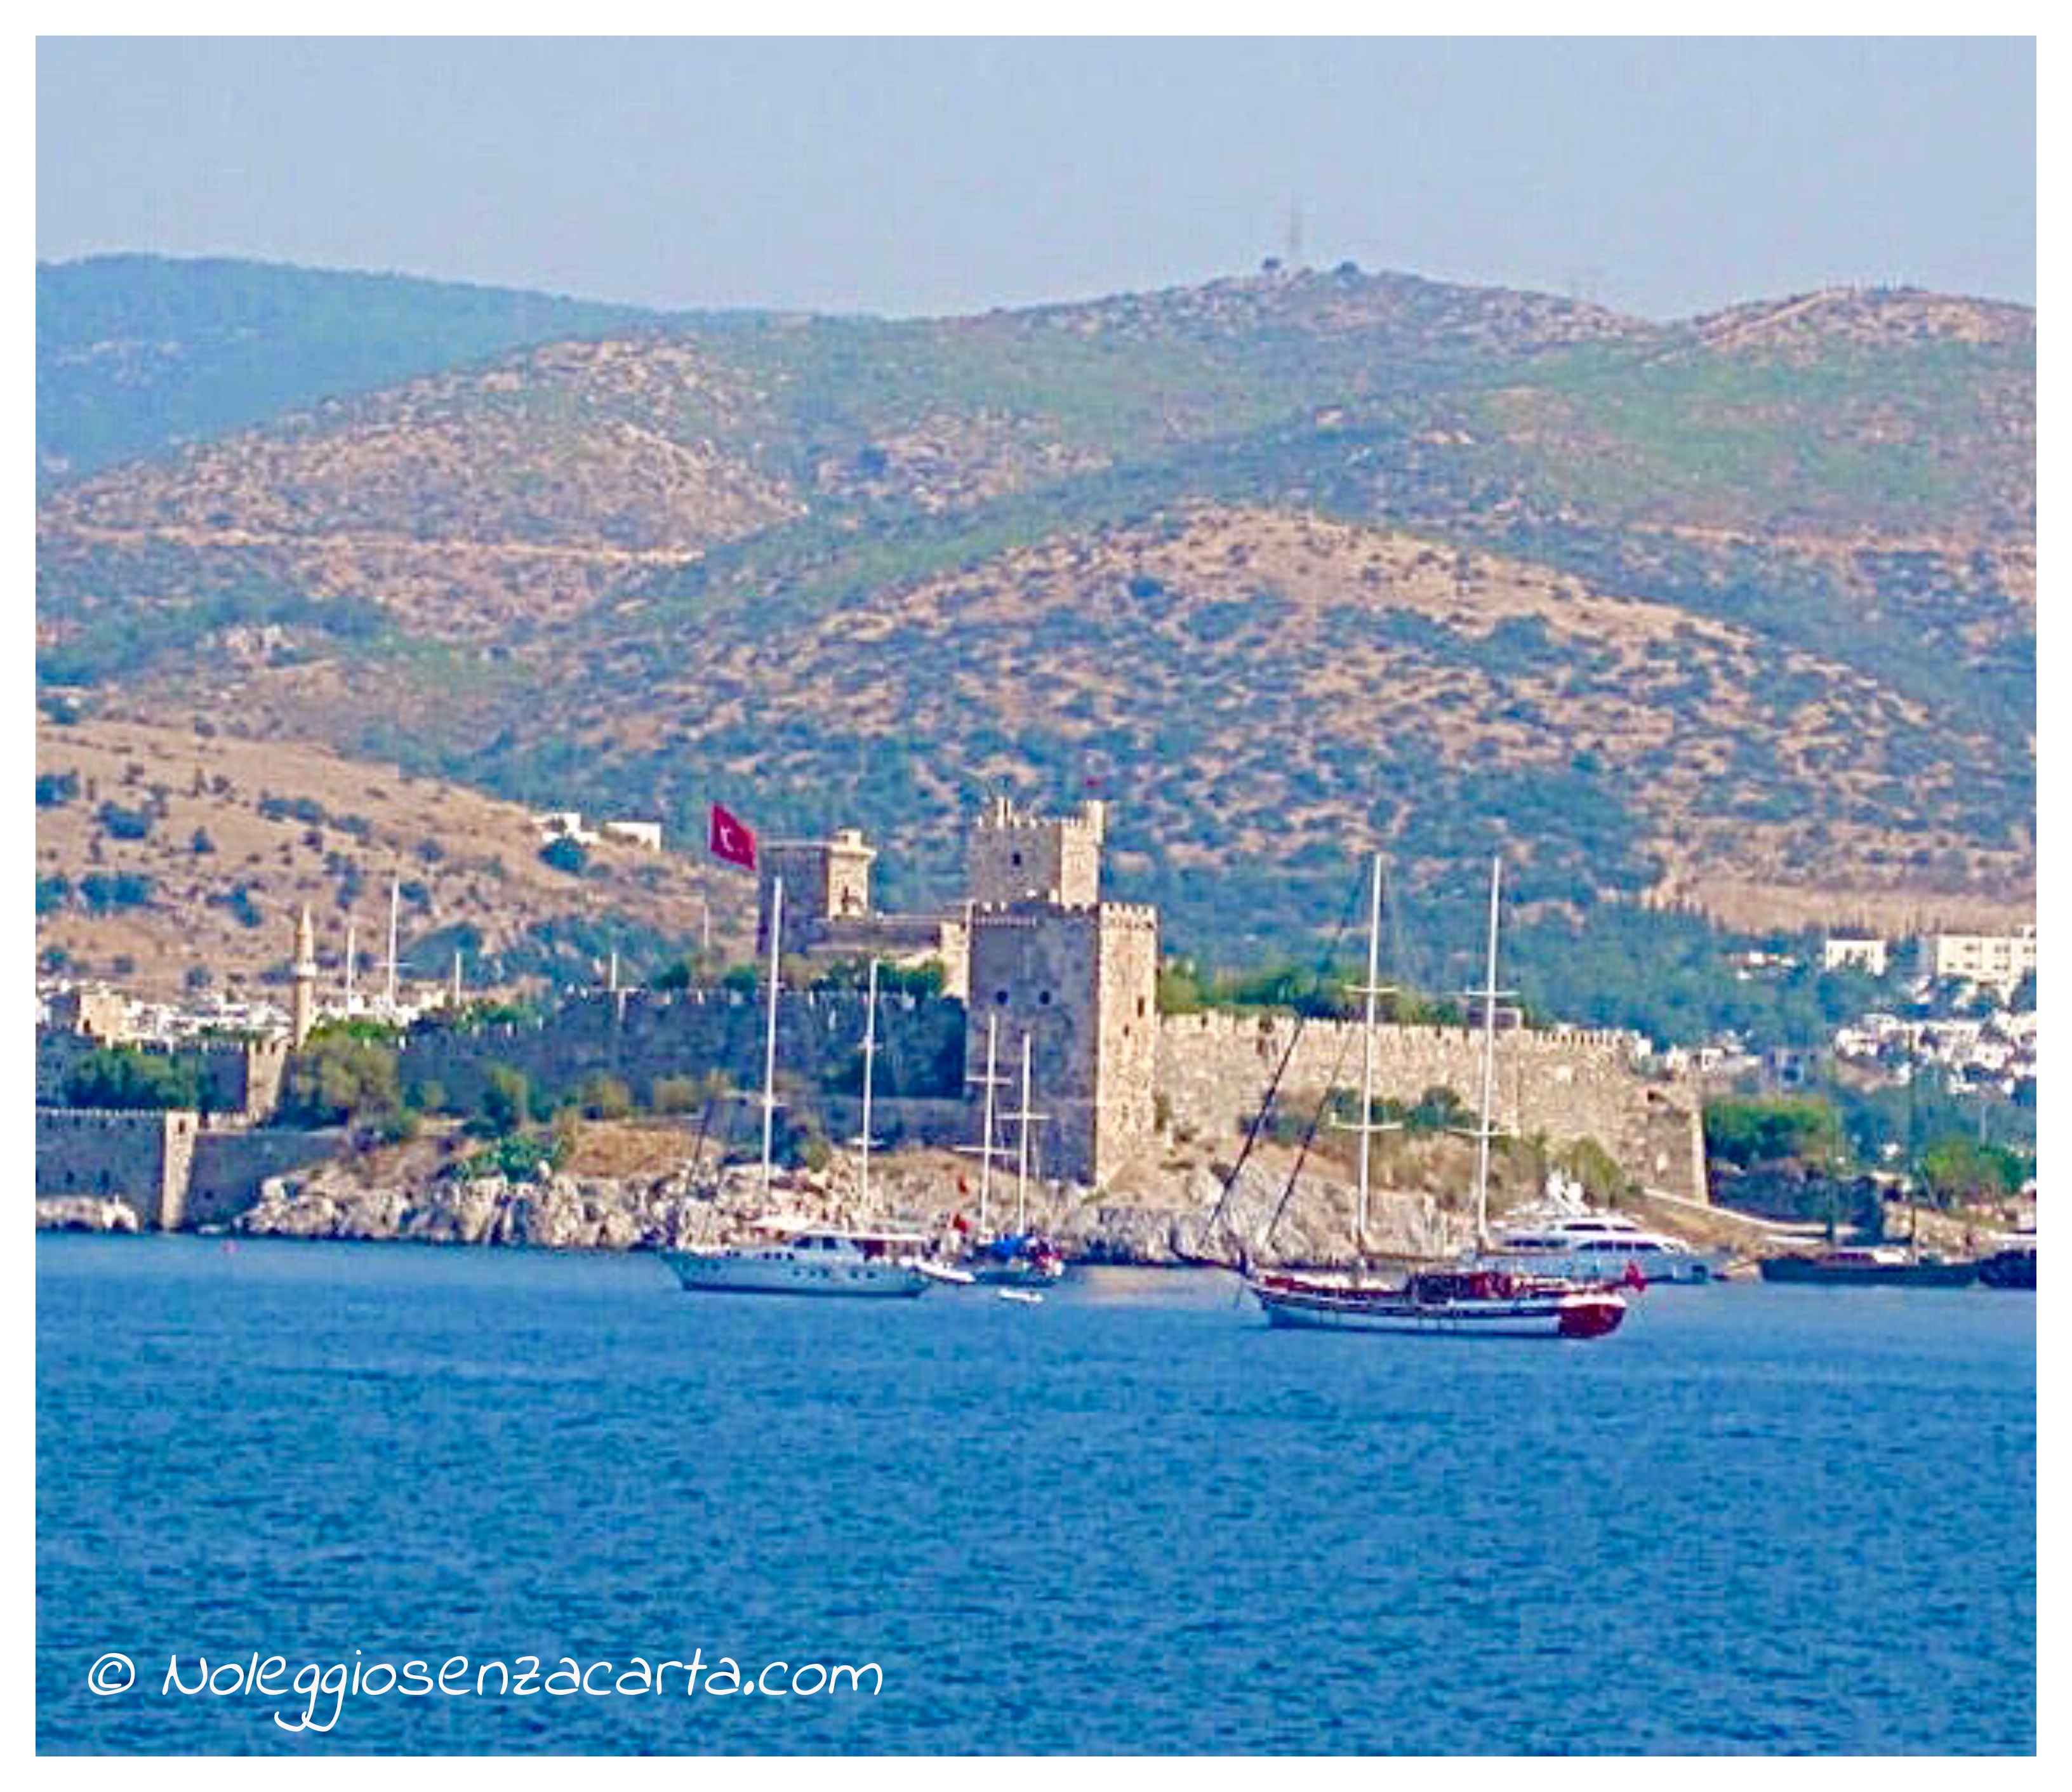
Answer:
[
  {"left": 532, "top": 810, "right": 600, "bottom": 846},
  {"left": 1823, "top": 936, "right": 1890, "bottom": 976},
  {"left": 1917, "top": 926, "right": 2036, "bottom": 995}
]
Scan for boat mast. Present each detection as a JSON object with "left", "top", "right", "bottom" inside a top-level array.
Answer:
[
  {"left": 1014, "top": 1032, "right": 1044, "bottom": 1233},
  {"left": 857, "top": 957, "right": 879, "bottom": 1209},
  {"left": 1335, "top": 851, "right": 1399, "bottom": 1246},
  {"left": 1473, "top": 856, "right": 1504, "bottom": 1254},
  {"left": 976, "top": 1013, "right": 1000, "bottom": 1234},
  {"left": 759, "top": 875, "right": 783, "bottom": 1207}
]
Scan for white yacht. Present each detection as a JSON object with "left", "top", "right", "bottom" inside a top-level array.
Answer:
[
  {"left": 661, "top": 884, "right": 972, "bottom": 1300},
  {"left": 664, "top": 1218, "right": 970, "bottom": 1298},
  {"left": 1480, "top": 1209, "right": 1734, "bottom": 1284}
]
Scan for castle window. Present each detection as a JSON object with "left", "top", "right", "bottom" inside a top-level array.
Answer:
[
  {"left": 1137, "top": 997, "right": 1146, "bottom": 1017},
  {"left": 995, "top": 990, "right": 1010, "bottom": 1006},
  {"left": 1039, "top": 990, "right": 1052, "bottom": 1006},
  {"left": 1011, "top": 851, "right": 1022, "bottom": 866}
]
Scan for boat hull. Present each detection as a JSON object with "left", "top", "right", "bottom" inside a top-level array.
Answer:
[
  {"left": 1477, "top": 1245, "right": 1732, "bottom": 1285},
  {"left": 661, "top": 1250, "right": 933, "bottom": 1298},
  {"left": 1977, "top": 1248, "right": 2036, "bottom": 1291},
  {"left": 970, "top": 1258, "right": 1067, "bottom": 1287},
  {"left": 1757, "top": 1256, "right": 1979, "bottom": 1287},
  {"left": 1249, "top": 1275, "right": 1626, "bottom": 1339}
]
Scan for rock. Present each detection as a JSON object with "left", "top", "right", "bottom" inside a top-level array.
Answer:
[{"left": 36, "top": 1197, "right": 141, "bottom": 1233}]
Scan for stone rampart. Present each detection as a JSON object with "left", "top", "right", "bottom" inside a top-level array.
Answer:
[
  {"left": 185, "top": 1127, "right": 343, "bottom": 1228},
  {"left": 1155, "top": 1012, "right": 1706, "bottom": 1201},
  {"left": 34, "top": 1108, "right": 197, "bottom": 1228},
  {"left": 36, "top": 1030, "right": 286, "bottom": 1121},
  {"left": 35, "top": 1107, "right": 340, "bottom": 1230},
  {"left": 395, "top": 989, "right": 967, "bottom": 1118}
]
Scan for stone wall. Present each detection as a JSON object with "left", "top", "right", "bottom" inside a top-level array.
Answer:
[
  {"left": 36, "top": 1030, "right": 286, "bottom": 1121},
  {"left": 34, "top": 1108, "right": 196, "bottom": 1228},
  {"left": 185, "top": 1127, "right": 343, "bottom": 1228},
  {"left": 1093, "top": 906, "right": 1160, "bottom": 1185},
  {"left": 395, "top": 988, "right": 968, "bottom": 1118},
  {"left": 36, "top": 1107, "right": 338, "bottom": 1230},
  {"left": 966, "top": 902, "right": 1158, "bottom": 1184},
  {"left": 1155, "top": 1012, "right": 1707, "bottom": 1201},
  {"left": 967, "top": 800, "right": 1103, "bottom": 906}
]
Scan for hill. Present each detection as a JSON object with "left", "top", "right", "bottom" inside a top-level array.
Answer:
[
  {"left": 37, "top": 255, "right": 664, "bottom": 484},
  {"left": 34, "top": 259, "right": 2035, "bottom": 1006},
  {"left": 34, "top": 714, "right": 748, "bottom": 1002}
]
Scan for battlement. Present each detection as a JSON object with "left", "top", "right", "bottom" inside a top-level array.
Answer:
[
  {"left": 975, "top": 796, "right": 1106, "bottom": 840},
  {"left": 967, "top": 899, "right": 1157, "bottom": 927},
  {"left": 1157, "top": 1010, "right": 1645, "bottom": 1054}
]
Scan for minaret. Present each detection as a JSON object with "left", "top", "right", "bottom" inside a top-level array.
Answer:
[
  {"left": 291, "top": 906, "right": 318, "bottom": 1047},
  {"left": 385, "top": 875, "right": 401, "bottom": 1008}
]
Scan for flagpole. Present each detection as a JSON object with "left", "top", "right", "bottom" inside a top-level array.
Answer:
[{"left": 761, "top": 875, "right": 783, "bottom": 1208}]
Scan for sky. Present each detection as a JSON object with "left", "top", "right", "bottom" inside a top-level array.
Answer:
[{"left": 36, "top": 34, "right": 2038, "bottom": 323}]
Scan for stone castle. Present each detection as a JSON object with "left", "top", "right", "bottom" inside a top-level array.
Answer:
[
  {"left": 36, "top": 797, "right": 1709, "bottom": 1225},
  {"left": 755, "top": 798, "right": 1159, "bottom": 1185}
]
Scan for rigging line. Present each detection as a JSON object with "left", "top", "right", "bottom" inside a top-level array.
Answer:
[
  {"left": 1200, "top": 860, "right": 1369, "bottom": 1255},
  {"left": 1262, "top": 1014, "right": 1362, "bottom": 1255}
]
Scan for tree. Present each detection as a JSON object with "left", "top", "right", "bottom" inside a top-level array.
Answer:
[
  {"left": 477, "top": 1064, "right": 532, "bottom": 1137},
  {"left": 1703, "top": 1096, "right": 1846, "bottom": 1172},
  {"left": 1916, "top": 1136, "right": 2026, "bottom": 1209},
  {"left": 276, "top": 1027, "right": 402, "bottom": 1128},
  {"left": 63, "top": 1047, "right": 202, "bottom": 1112},
  {"left": 574, "top": 1072, "right": 634, "bottom": 1120},
  {"left": 538, "top": 837, "right": 588, "bottom": 876},
  {"left": 96, "top": 800, "right": 154, "bottom": 841}
]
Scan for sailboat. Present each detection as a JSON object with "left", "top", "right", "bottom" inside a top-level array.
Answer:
[
  {"left": 960, "top": 1023, "right": 1066, "bottom": 1285},
  {"left": 661, "top": 886, "right": 967, "bottom": 1298},
  {"left": 1244, "top": 856, "right": 1628, "bottom": 1339}
]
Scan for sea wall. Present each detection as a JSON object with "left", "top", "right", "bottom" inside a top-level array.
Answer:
[
  {"left": 185, "top": 1127, "right": 343, "bottom": 1228},
  {"left": 34, "top": 1106, "right": 340, "bottom": 1230},
  {"left": 35, "top": 1108, "right": 196, "bottom": 1228},
  {"left": 1155, "top": 1012, "right": 1707, "bottom": 1202}
]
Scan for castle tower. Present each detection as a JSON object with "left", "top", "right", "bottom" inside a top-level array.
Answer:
[
  {"left": 966, "top": 797, "right": 1106, "bottom": 908},
  {"left": 290, "top": 906, "right": 317, "bottom": 1048},
  {"left": 964, "top": 899, "right": 1158, "bottom": 1186},
  {"left": 757, "top": 827, "right": 877, "bottom": 959}
]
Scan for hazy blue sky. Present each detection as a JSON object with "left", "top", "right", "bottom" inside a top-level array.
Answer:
[{"left": 36, "top": 36, "right": 2036, "bottom": 321}]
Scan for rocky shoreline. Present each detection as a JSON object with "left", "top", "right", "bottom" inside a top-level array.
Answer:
[{"left": 36, "top": 1141, "right": 1484, "bottom": 1268}]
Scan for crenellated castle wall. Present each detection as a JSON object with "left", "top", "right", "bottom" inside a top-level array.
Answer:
[
  {"left": 1154, "top": 1011, "right": 1707, "bottom": 1201},
  {"left": 35, "top": 1107, "right": 339, "bottom": 1228},
  {"left": 396, "top": 988, "right": 969, "bottom": 1118}
]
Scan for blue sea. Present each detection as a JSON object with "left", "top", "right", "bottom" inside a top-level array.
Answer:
[{"left": 36, "top": 1233, "right": 2035, "bottom": 1755}]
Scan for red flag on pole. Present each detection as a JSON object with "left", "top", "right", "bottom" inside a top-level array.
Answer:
[{"left": 708, "top": 803, "right": 757, "bottom": 870}]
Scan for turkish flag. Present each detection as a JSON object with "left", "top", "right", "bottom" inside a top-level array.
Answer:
[{"left": 708, "top": 803, "right": 757, "bottom": 870}]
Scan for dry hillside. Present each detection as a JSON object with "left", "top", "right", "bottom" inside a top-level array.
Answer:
[{"left": 35, "top": 715, "right": 752, "bottom": 1000}]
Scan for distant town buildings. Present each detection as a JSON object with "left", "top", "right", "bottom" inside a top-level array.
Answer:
[
  {"left": 531, "top": 810, "right": 663, "bottom": 851},
  {"left": 1916, "top": 926, "right": 2035, "bottom": 998},
  {"left": 1816, "top": 926, "right": 2035, "bottom": 999},
  {"left": 1821, "top": 936, "right": 1890, "bottom": 977}
]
